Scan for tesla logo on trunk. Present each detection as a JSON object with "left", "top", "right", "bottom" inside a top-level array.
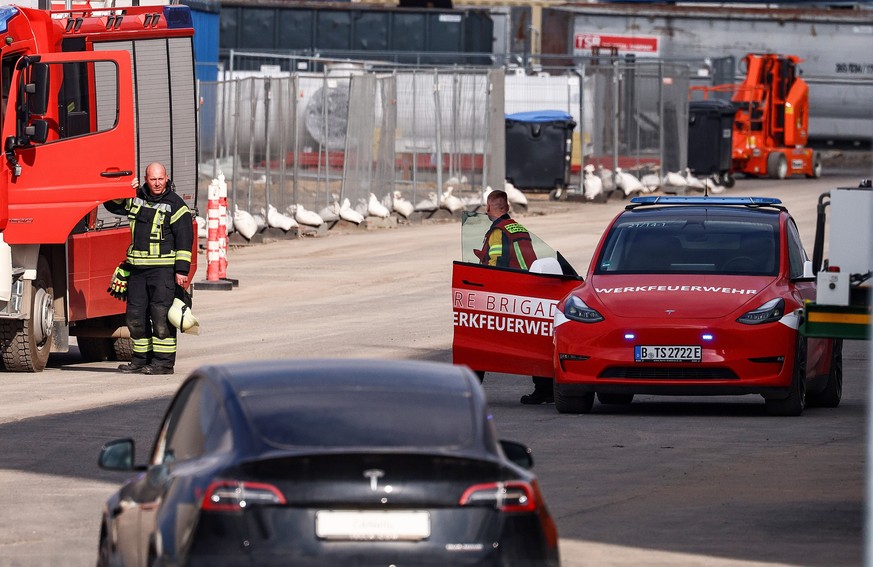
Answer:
[
  {"left": 363, "top": 469, "right": 385, "bottom": 491},
  {"left": 665, "top": 309, "right": 675, "bottom": 315}
]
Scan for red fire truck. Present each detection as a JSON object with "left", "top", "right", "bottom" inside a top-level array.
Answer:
[{"left": 0, "top": 0, "right": 198, "bottom": 371}]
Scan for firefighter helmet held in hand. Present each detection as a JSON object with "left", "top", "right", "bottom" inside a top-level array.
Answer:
[{"left": 168, "top": 297, "right": 200, "bottom": 334}]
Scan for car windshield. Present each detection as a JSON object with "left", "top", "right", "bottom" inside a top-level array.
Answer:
[
  {"left": 240, "top": 388, "right": 478, "bottom": 449},
  {"left": 595, "top": 208, "right": 781, "bottom": 276}
]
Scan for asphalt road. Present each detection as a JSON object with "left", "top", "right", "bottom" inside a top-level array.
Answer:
[{"left": 0, "top": 166, "right": 870, "bottom": 566}]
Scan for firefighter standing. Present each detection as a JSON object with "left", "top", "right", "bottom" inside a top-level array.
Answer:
[
  {"left": 475, "top": 189, "right": 537, "bottom": 269},
  {"left": 475, "top": 189, "right": 553, "bottom": 405},
  {"left": 105, "top": 163, "right": 193, "bottom": 375}
]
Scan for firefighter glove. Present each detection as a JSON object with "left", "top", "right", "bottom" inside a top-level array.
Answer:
[{"left": 108, "top": 262, "right": 131, "bottom": 301}]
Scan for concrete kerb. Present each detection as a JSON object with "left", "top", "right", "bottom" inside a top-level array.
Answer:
[
  {"left": 201, "top": 197, "right": 545, "bottom": 261},
  {"left": 216, "top": 209, "right": 468, "bottom": 246}
]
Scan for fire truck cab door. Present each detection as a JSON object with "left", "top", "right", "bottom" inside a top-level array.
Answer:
[
  {"left": 452, "top": 213, "right": 582, "bottom": 378},
  {"left": 1, "top": 51, "right": 135, "bottom": 244}
]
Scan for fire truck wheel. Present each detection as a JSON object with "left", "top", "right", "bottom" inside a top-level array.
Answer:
[
  {"left": 77, "top": 337, "right": 114, "bottom": 362},
  {"left": 767, "top": 152, "right": 788, "bottom": 180},
  {"left": 806, "top": 152, "right": 823, "bottom": 179},
  {"left": 113, "top": 338, "right": 133, "bottom": 361},
  {"left": 0, "top": 256, "right": 53, "bottom": 372}
]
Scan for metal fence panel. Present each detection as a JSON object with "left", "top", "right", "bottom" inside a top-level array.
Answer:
[
  {"left": 196, "top": 54, "right": 690, "bottom": 225},
  {"left": 342, "top": 73, "right": 379, "bottom": 214}
]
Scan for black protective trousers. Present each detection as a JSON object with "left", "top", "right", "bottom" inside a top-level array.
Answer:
[{"left": 126, "top": 266, "right": 177, "bottom": 369}]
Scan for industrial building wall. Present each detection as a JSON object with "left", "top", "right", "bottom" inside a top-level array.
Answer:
[{"left": 544, "top": 4, "right": 873, "bottom": 143}]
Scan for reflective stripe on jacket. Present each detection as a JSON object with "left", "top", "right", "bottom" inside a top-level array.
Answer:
[
  {"left": 104, "top": 188, "right": 194, "bottom": 274},
  {"left": 479, "top": 215, "right": 537, "bottom": 270}
]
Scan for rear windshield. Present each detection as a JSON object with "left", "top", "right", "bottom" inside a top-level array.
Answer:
[
  {"left": 595, "top": 209, "right": 781, "bottom": 276},
  {"left": 240, "top": 389, "right": 477, "bottom": 449}
]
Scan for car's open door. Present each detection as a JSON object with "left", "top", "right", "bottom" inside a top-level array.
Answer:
[{"left": 452, "top": 212, "right": 582, "bottom": 378}]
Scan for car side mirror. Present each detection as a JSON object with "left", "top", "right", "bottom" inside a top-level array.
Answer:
[
  {"left": 500, "top": 439, "right": 534, "bottom": 470},
  {"left": 98, "top": 438, "right": 142, "bottom": 472},
  {"left": 530, "top": 257, "right": 563, "bottom": 275},
  {"left": 802, "top": 260, "right": 814, "bottom": 279}
]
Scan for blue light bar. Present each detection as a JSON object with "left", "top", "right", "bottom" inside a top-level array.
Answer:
[
  {"left": 163, "top": 5, "right": 193, "bottom": 29},
  {"left": 0, "top": 6, "right": 18, "bottom": 34},
  {"left": 630, "top": 196, "right": 782, "bottom": 206}
]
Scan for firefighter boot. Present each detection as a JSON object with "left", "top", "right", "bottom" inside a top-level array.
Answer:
[{"left": 520, "top": 377, "right": 555, "bottom": 405}]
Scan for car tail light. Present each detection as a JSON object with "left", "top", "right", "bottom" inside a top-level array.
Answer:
[
  {"left": 201, "top": 480, "right": 286, "bottom": 512},
  {"left": 459, "top": 481, "right": 536, "bottom": 513},
  {"left": 736, "top": 298, "right": 785, "bottom": 325},
  {"left": 531, "top": 481, "right": 559, "bottom": 549}
]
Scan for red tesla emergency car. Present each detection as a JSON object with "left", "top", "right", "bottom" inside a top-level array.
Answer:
[{"left": 453, "top": 196, "right": 842, "bottom": 416}]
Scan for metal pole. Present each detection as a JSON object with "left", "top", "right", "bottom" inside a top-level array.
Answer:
[
  {"left": 231, "top": 78, "right": 241, "bottom": 208},
  {"left": 482, "top": 69, "right": 491, "bottom": 194},
  {"left": 866, "top": 176, "right": 873, "bottom": 564},
  {"left": 659, "top": 60, "right": 665, "bottom": 175},
  {"left": 203, "top": 80, "right": 218, "bottom": 182},
  {"left": 367, "top": 76, "right": 375, "bottom": 199},
  {"left": 579, "top": 61, "right": 587, "bottom": 173},
  {"left": 218, "top": 67, "right": 227, "bottom": 158},
  {"left": 451, "top": 72, "right": 460, "bottom": 186},
  {"left": 412, "top": 69, "right": 419, "bottom": 199},
  {"left": 612, "top": 60, "right": 620, "bottom": 173},
  {"left": 264, "top": 77, "right": 272, "bottom": 209},
  {"left": 247, "top": 79, "right": 257, "bottom": 212},
  {"left": 434, "top": 69, "right": 443, "bottom": 200},
  {"left": 389, "top": 72, "right": 397, "bottom": 198},
  {"left": 323, "top": 69, "right": 331, "bottom": 200},
  {"left": 278, "top": 77, "right": 288, "bottom": 211},
  {"left": 470, "top": 73, "right": 479, "bottom": 189},
  {"left": 342, "top": 84, "right": 352, "bottom": 204},
  {"left": 293, "top": 75, "right": 300, "bottom": 206}
]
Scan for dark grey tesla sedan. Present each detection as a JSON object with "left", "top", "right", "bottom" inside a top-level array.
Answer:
[{"left": 97, "top": 359, "right": 560, "bottom": 566}]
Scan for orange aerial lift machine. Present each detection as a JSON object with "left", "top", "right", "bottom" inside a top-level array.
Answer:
[{"left": 693, "top": 53, "right": 822, "bottom": 180}]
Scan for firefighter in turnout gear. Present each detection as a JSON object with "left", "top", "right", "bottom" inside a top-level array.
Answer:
[
  {"left": 104, "top": 163, "right": 194, "bottom": 375},
  {"left": 474, "top": 189, "right": 552, "bottom": 405},
  {"left": 475, "top": 189, "right": 537, "bottom": 269}
]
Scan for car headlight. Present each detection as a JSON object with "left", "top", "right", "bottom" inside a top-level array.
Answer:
[
  {"left": 736, "top": 298, "right": 785, "bottom": 325},
  {"left": 564, "top": 295, "right": 604, "bottom": 323}
]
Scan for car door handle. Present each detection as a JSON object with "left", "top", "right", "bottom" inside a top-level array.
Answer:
[
  {"left": 462, "top": 280, "right": 485, "bottom": 287},
  {"left": 101, "top": 170, "right": 133, "bottom": 178}
]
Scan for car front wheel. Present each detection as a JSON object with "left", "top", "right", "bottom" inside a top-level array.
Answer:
[
  {"left": 808, "top": 339, "right": 842, "bottom": 408},
  {"left": 765, "top": 335, "right": 807, "bottom": 416},
  {"left": 554, "top": 386, "right": 594, "bottom": 414}
]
